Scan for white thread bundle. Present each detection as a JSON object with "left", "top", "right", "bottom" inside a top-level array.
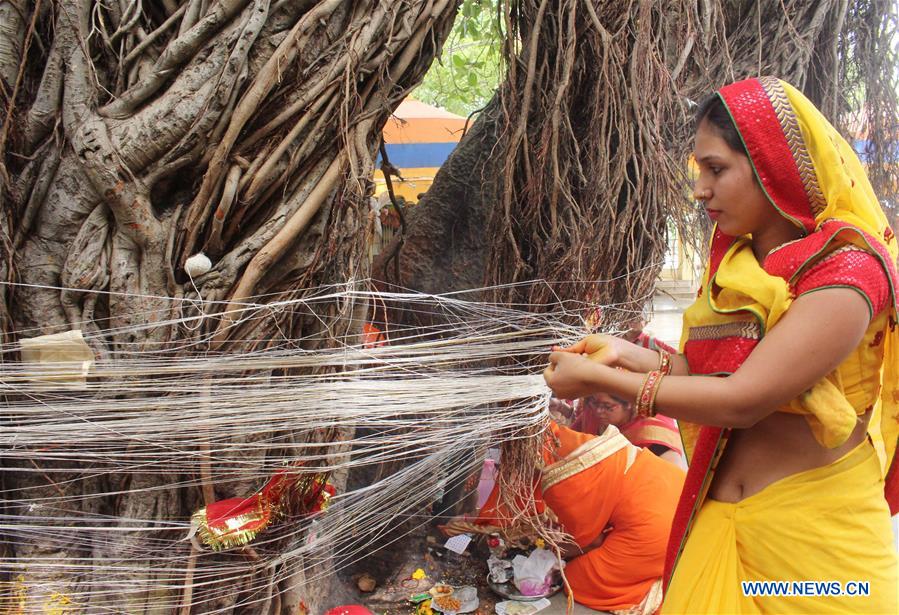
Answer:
[{"left": 0, "top": 280, "right": 647, "bottom": 612}]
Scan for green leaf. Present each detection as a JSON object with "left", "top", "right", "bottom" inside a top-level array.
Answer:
[{"left": 412, "top": 0, "right": 502, "bottom": 116}]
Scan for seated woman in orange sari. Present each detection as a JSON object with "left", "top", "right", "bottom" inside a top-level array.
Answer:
[
  {"left": 573, "top": 392, "right": 684, "bottom": 465},
  {"left": 478, "top": 421, "right": 685, "bottom": 614}
]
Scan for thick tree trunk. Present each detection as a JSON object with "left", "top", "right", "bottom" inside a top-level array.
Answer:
[
  {"left": 366, "top": 0, "right": 898, "bottom": 595},
  {"left": 376, "top": 97, "right": 501, "bottom": 298},
  {"left": 1, "top": 1, "right": 458, "bottom": 612}
]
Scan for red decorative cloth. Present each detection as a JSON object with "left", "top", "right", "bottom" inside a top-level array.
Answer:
[
  {"left": 716, "top": 79, "right": 820, "bottom": 231},
  {"left": 192, "top": 470, "right": 334, "bottom": 550},
  {"left": 682, "top": 336, "right": 759, "bottom": 376},
  {"left": 769, "top": 243, "right": 891, "bottom": 316}
]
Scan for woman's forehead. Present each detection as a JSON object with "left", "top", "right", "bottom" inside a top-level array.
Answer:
[
  {"left": 587, "top": 393, "right": 624, "bottom": 406},
  {"left": 694, "top": 120, "right": 736, "bottom": 160}
]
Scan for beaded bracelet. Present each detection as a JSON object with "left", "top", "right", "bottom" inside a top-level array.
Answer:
[
  {"left": 635, "top": 369, "right": 664, "bottom": 418},
  {"left": 657, "top": 349, "right": 672, "bottom": 376}
]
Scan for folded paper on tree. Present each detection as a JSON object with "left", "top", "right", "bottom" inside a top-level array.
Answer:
[{"left": 19, "top": 329, "right": 94, "bottom": 389}]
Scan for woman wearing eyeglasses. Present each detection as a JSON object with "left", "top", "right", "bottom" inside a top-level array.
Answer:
[{"left": 574, "top": 392, "right": 684, "bottom": 467}]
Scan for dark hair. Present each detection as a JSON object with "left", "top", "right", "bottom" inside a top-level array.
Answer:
[{"left": 695, "top": 94, "right": 745, "bottom": 154}]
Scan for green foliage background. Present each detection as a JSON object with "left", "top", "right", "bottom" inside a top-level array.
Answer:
[{"left": 413, "top": 0, "right": 503, "bottom": 116}]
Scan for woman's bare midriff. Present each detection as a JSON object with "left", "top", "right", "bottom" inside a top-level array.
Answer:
[{"left": 708, "top": 409, "right": 872, "bottom": 503}]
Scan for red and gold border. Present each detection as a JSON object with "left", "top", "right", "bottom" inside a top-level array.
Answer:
[
  {"left": 757, "top": 77, "right": 827, "bottom": 219},
  {"left": 718, "top": 77, "right": 817, "bottom": 232},
  {"left": 541, "top": 428, "right": 631, "bottom": 492},
  {"left": 192, "top": 471, "right": 334, "bottom": 551}
]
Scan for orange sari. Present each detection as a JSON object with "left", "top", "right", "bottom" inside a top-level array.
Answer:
[{"left": 479, "top": 423, "right": 685, "bottom": 613}]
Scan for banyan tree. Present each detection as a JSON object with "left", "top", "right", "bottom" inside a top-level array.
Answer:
[{"left": 1, "top": 0, "right": 896, "bottom": 612}]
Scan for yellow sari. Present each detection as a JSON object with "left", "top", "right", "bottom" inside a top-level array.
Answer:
[{"left": 662, "top": 77, "right": 899, "bottom": 614}]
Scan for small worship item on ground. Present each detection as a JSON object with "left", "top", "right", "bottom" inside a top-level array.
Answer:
[
  {"left": 323, "top": 606, "right": 374, "bottom": 615},
  {"left": 511, "top": 548, "right": 559, "bottom": 596},
  {"left": 487, "top": 574, "right": 562, "bottom": 602},
  {"left": 493, "top": 598, "right": 552, "bottom": 615},
  {"left": 444, "top": 533, "right": 472, "bottom": 554},
  {"left": 356, "top": 572, "right": 376, "bottom": 592},
  {"left": 429, "top": 586, "right": 479, "bottom": 614},
  {"left": 487, "top": 555, "right": 513, "bottom": 583},
  {"left": 429, "top": 583, "right": 453, "bottom": 596},
  {"left": 434, "top": 595, "right": 462, "bottom": 610}
]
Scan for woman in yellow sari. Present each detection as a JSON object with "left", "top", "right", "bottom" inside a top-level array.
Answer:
[{"left": 544, "top": 77, "right": 899, "bottom": 613}]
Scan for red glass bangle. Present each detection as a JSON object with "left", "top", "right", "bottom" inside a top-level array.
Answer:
[{"left": 658, "top": 349, "right": 672, "bottom": 376}]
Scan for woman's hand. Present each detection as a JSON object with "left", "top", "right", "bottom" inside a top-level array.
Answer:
[
  {"left": 544, "top": 351, "right": 607, "bottom": 399},
  {"left": 548, "top": 397, "right": 574, "bottom": 418},
  {"left": 554, "top": 334, "right": 621, "bottom": 365},
  {"left": 555, "top": 333, "right": 661, "bottom": 373}
]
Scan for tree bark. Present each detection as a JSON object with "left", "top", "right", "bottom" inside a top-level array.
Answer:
[
  {"left": 376, "top": 97, "right": 501, "bottom": 299},
  {"left": 1, "top": 1, "right": 458, "bottom": 612}
]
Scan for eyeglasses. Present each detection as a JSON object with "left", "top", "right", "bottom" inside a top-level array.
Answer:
[{"left": 583, "top": 398, "right": 620, "bottom": 413}]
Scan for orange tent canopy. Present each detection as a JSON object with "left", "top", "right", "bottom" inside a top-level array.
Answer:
[{"left": 382, "top": 99, "right": 467, "bottom": 145}]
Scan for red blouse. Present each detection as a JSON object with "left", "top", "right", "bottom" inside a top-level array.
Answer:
[{"left": 790, "top": 246, "right": 891, "bottom": 316}]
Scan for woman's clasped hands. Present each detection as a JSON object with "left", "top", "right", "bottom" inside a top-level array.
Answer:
[{"left": 543, "top": 334, "right": 631, "bottom": 399}]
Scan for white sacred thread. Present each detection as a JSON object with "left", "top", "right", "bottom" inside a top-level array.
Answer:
[{"left": 0, "top": 279, "right": 651, "bottom": 612}]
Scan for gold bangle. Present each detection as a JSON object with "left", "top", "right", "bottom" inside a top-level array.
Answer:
[
  {"left": 635, "top": 369, "right": 664, "bottom": 418},
  {"left": 647, "top": 371, "right": 664, "bottom": 417},
  {"left": 657, "top": 349, "right": 672, "bottom": 376}
]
